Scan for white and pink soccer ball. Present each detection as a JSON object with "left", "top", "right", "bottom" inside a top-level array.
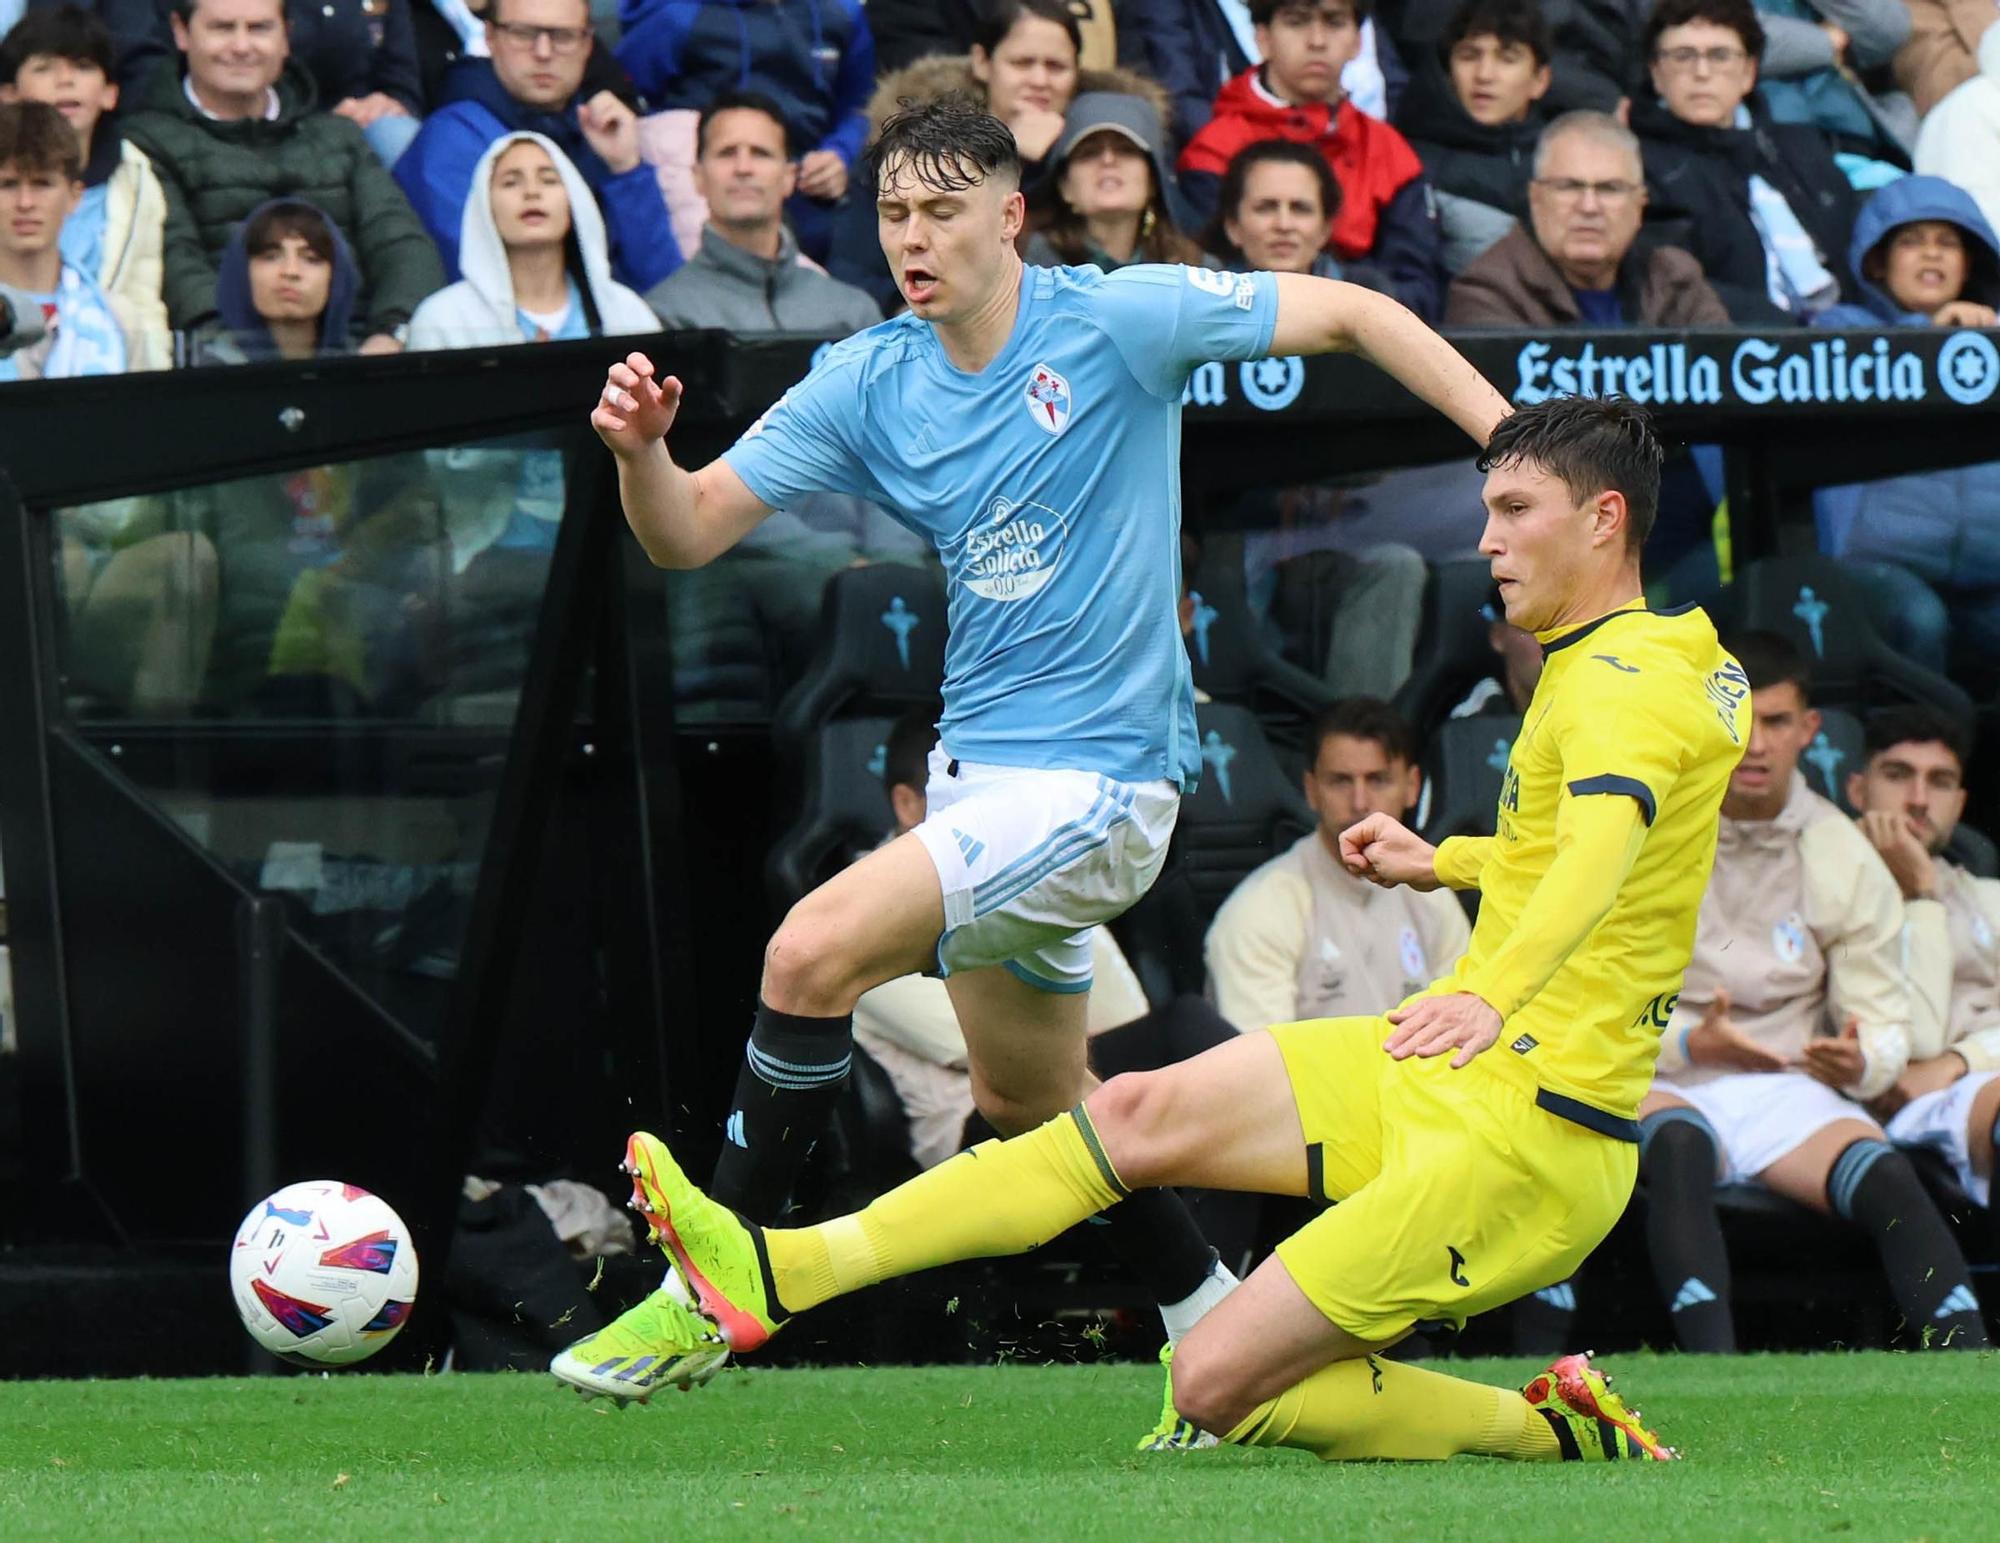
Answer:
[{"left": 229, "top": 1181, "right": 419, "bottom": 1367}]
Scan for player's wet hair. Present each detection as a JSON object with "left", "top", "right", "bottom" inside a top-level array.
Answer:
[
  {"left": 972, "top": 0, "right": 1083, "bottom": 57},
  {"left": 1722, "top": 629, "right": 1812, "bottom": 704},
  {"left": 696, "top": 88, "right": 795, "bottom": 158},
  {"left": 1478, "top": 395, "right": 1662, "bottom": 554},
  {"left": 1444, "top": 0, "right": 1554, "bottom": 64},
  {"left": 1308, "top": 696, "right": 1418, "bottom": 770},
  {"left": 1862, "top": 704, "right": 1969, "bottom": 773},
  {"left": 882, "top": 702, "right": 945, "bottom": 799},
  {"left": 871, "top": 92, "right": 1023, "bottom": 195},
  {"left": 0, "top": 99, "right": 81, "bottom": 181}
]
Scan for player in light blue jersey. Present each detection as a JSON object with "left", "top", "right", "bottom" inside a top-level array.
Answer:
[{"left": 553, "top": 95, "right": 1511, "bottom": 1418}]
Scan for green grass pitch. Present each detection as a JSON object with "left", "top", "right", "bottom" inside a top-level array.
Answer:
[{"left": 4, "top": 1354, "right": 1993, "bottom": 1540}]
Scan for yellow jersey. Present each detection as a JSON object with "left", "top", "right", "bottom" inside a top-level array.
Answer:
[{"left": 1431, "top": 601, "right": 1749, "bottom": 1130}]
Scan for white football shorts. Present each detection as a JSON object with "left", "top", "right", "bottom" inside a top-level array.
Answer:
[
  {"left": 1886, "top": 1070, "right": 1998, "bottom": 1207},
  {"left": 911, "top": 745, "right": 1179, "bottom": 994},
  {"left": 1665, "top": 1070, "right": 1880, "bottom": 1183}
]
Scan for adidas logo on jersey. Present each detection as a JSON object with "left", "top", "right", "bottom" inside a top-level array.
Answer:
[
  {"left": 1511, "top": 1033, "right": 1539, "bottom": 1054},
  {"left": 952, "top": 828, "right": 985, "bottom": 865}
]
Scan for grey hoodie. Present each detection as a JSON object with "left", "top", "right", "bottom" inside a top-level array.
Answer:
[{"left": 646, "top": 222, "right": 884, "bottom": 334}]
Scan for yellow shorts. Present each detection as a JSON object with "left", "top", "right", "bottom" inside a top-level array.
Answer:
[{"left": 1268, "top": 1016, "right": 1638, "bottom": 1344}]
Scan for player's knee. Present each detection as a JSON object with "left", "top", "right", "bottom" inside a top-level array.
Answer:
[
  {"left": 1166, "top": 1336, "right": 1254, "bottom": 1435},
  {"left": 1083, "top": 1072, "right": 1182, "bottom": 1188},
  {"left": 762, "top": 909, "right": 859, "bottom": 1015}
]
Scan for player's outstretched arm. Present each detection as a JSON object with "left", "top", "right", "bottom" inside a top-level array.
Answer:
[
  {"left": 592, "top": 351, "right": 772, "bottom": 569},
  {"left": 1265, "top": 274, "right": 1511, "bottom": 447}
]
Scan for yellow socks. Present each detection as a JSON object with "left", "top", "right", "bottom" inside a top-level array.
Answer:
[
  {"left": 764, "top": 1105, "right": 1129, "bottom": 1315},
  {"left": 1223, "top": 1355, "right": 1562, "bottom": 1463}
]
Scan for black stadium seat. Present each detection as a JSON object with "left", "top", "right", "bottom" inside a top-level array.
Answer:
[
  {"left": 765, "top": 715, "right": 899, "bottom": 909},
  {"left": 767, "top": 566, "right": 948, "bottom": 910},
  {"left": 1416, "top": 713, "right": 1522, "bottom": 844},
  {"left": 1184, "top": 534, "right": 1334, "bottom": 755},
  {"left": 1710, "top": 556, "right": 1973, "bottom": 717},
  {"left": 1114, "top": 703, "right": 1313, "bottom": 1001},
  {"left": 1393, "top": 560, "right": 1499, "bottom": 744},
  {"left": 770, "top": 564, "right": 948, "bottom": 743}
]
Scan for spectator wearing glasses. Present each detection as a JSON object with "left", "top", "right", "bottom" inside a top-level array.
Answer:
[
  {"left": 1446, "top": 109, "right": 1729, "bottom": 326},
  {"left": 1628, "top": 0, "right": 1859, "bottom": 321},
  {"left": 395, "top": 0, "right": 680, "bottom": 290}
]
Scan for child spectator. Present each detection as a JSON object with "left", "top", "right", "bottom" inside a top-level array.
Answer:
[
  {"left": 1395, "top": 0, "right": 1552, "bottom": 273},
  {"left": 1024, "top": 91, "right": 1202, "bottom": 269},
  {"left": 0, "top": 5, "right": 169, "bottom": 365},
  {"left": 1178, "top": 0, "right": 1443, "bottom": 318},
  {"left": 1810, "top": 175, "right": 2000, "bottom": 678},
  {"left": 0, "top": 97, "right": 127, "bottom": 377}
]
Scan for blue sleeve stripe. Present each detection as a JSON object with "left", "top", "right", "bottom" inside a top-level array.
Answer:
[{"left": 1566, "top": 774, "right": 1657, "bottom": 826}]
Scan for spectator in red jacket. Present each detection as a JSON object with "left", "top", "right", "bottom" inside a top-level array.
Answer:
[{"left": 1178, "top": 0, "right": 1443, "bottom": 318}]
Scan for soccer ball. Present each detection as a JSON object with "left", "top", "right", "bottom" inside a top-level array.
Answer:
[{"left": 229, "top": 1180, "right": 419, "bottom": 1367}]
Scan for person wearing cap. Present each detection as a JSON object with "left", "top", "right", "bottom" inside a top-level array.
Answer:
[{"left": 1023, "top": 90, "right": 1201, "bottom": 269}]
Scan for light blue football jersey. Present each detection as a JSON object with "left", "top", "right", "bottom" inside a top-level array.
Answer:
[{"left": 723, "top": 262, "right": 1280, "bottom": 791}]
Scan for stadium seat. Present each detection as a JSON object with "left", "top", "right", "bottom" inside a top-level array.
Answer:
[
  {"left": 771, "top": 565, "right": 948, "bottom": 741},
  {"left": 1392, "top": 560, "right": 1500, "bottom": 743},
  {"left": 764, "top": 715, "right": 899, "bottom": 909},
  {"left": 1113, "top": 703, "right": 1313, "bottom": 1000},
  {"left": 1415, "top": 712, "right": 1522, "bottom": 844},
  {"left": 1709, "top": 556, "right": 1974, "bottom": 717},
  {"left": 1184, "top": 534, "right": 1334, "bottom": 753},
  {"left": 1799, "top": 706, "right": 1866, "bottom": 808},
  {"left": 767, "top": 567, "right": 948, "bottom": 909}
]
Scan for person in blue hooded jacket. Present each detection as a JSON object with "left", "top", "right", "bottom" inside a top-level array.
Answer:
[
  {"left": 395, "top": 0, "right": 681, "bottom": 290},
  {"left": 196, "top": 195, "right": 360, "bottom": 361},
  {"left": 613, "top": 0, "right": 874, "bottom": 261},
  {"left": 1813, "top": 174, "right": 2000, "bottom": 680}
]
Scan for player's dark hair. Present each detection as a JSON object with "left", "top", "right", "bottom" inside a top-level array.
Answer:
[
  {"left": 1444, "top": 0, "right": 1554, "bottom": 65},
  {"left": 882, "top": 703, "right": 943, "bottom": 800},
  {"left": 0, "top": 98, "right": 81, "bottom": 180},
  {"left": 972, "top": 0, "right": 1083, "bottom": 58},
  {"left": 1205, "top": 139, "right": 1341, "bottom": 265},
  {"left": 870, "top": 92, "right": 1022, "bottom": 195},
  {"left": 1251, "top": 0, "right": 1372, "bottom": 27},
  {"left": 1723, "top": 629, "right": 1812, "bottom": 703},
  {"left": 0, "top": 5, "right": 115, "bottom": 84},
  {"left": 1643, "top": 0, "right": 1765, "bottom": 64},
  {"left": 1308, "top": 696, "right": 1418, "bottom": 770},
  {"left": 1478, "top": 396, "right": 1662, "bottom": 554},
  {"left": 696, "top": 88, "right": 794, "bottom": 158},
  {"left": 1863, "top": 705, "right": 1969, "bottom": 773}
]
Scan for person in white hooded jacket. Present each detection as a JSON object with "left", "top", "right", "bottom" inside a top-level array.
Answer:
[
  {"left": 409, "top": 131, "right": 657, "bottom": 581},
  {"left": 407, "top": 129, "right": 657, "bottom": 350}
]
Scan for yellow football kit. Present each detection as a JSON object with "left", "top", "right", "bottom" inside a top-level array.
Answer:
[{"left": 1271, "top": 600, "right": 1750, "bottom": 1341}]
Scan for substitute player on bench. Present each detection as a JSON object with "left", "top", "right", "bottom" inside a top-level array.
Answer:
[
  {"left": 621, "top": 397, "right": 1750, "bottom": 1463},
  {"left": 556, "top": 93, "right": 1511, "bottom": 1413}
]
